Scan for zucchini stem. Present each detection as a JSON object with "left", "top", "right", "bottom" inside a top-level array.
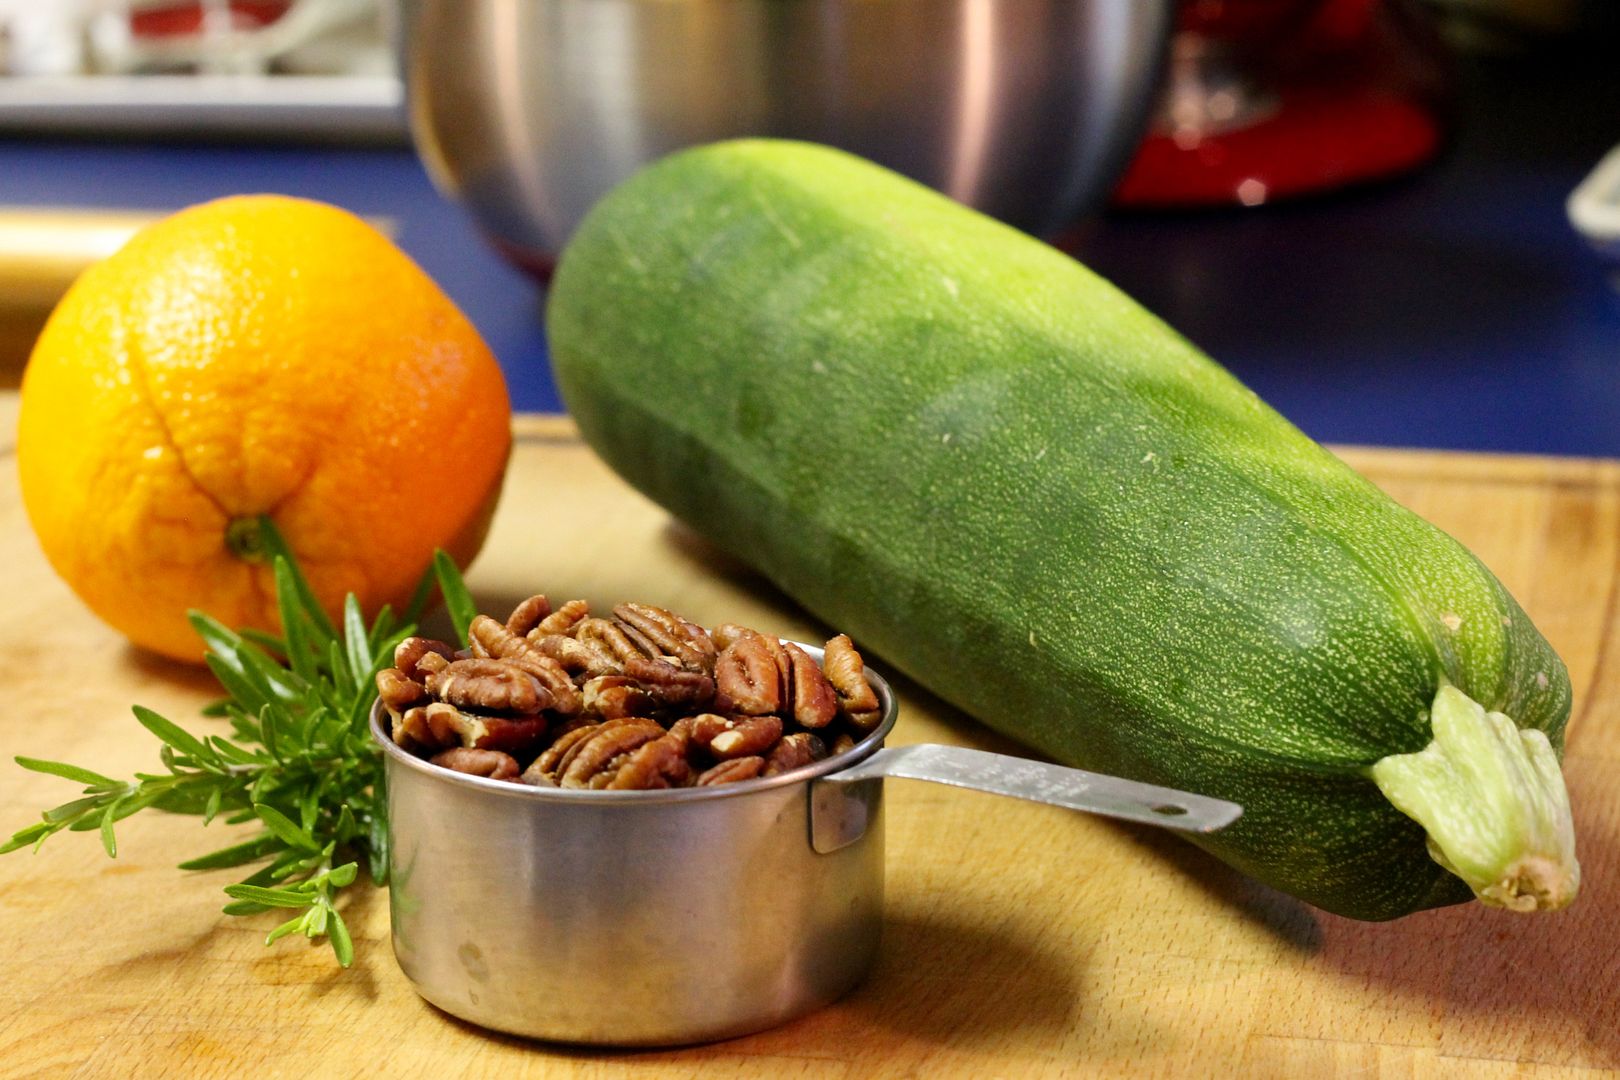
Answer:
[{"left": 1370, "top": 684, "right": 1579, "bottom": 913}]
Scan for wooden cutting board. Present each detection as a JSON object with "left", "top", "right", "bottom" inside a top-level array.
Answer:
[{"left": 1, "top": 396, "right": 1616, "bottom": 1078}]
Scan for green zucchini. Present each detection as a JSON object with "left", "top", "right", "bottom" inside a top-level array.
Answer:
[{"left": 547, "top": 140, "right": 1579, "bottom": 920}]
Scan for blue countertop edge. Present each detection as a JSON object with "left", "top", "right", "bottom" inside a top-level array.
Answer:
[{"left": 1, "top": 51, "right": 1615, "bottom": 457}]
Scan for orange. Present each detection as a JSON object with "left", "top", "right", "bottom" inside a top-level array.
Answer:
[{"left": 17, "top": 194, "right": 511, "bottom": 662}]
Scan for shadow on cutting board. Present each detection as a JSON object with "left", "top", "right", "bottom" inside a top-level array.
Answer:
[
  {"left": 1312, "top": 755, "right": 1620, "bottom": 1066},
  {"left": 428, "top": 908, "right": 1090, "bottom": 1061},
  {"left": 119, "top": 646, "right": 233, "bottom": 696},
  {"left": 473, "top": 516, "right": 1620, "bottom": 1065}
]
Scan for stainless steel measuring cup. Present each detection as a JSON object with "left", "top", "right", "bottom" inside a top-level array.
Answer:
[{"left": 371, "top": 645, "right": 1240, "bottom": 1046}]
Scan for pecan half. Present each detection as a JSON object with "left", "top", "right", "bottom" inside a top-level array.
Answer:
[
  {"left": 393, "top": 702, "right": 465, "bottom": 753},
  {"left": 710, "top": 623, "right": 756, "bottom": 651},
  {"left": 706, "top": 715, "right": 784, "bottom": 760},
  {"left": 613, "top": 603, "right": 716, "bottom": 674},
  {"left": 783, "top": 642, "right": 839, "bottom": 729},
  {"left": 427, "top": 658, "right": 550, "bottom": 715},
  {"left": 375, "top": 667, "right": 427, "bottom": 713},
  {"left": 670, "top": 713, "right": 729, "bottom": 749},
  {"left": 697, "top": 757, "right": 765, "bottom": 786},
  {"left": 555, "top": 718, "right": 667, "bottom": 789},
  {"left": 765, "top": 635, "right": 795, "bottom": 690},
  {"left": 624, "top": 655, "right": 715, "bottom": 711},
  {"left": 523, "top": 723, "right": 598, "bottom": 786},
  {"left": 394, "top": 637, "right": 456, "bottom": 681},
  {"left": 823, "top": 634, "right": 882, "bottom": 732},
  {"left": 404, "top": 701, "right": 546, "bottom": 755},
  {"left": 605, "top": 728, "right": 694, "bottom": 790},
  {"left": 468, "top": 615, "right": 583, "bottom": 715},
  {"left": 533, "top": 598, "right": 590, "bottom": 637},
  {"left": 574, "top": 617, "right": 646, "bottom": 669},
  {"left": 469, "top": 613, "right": 540, "bottom": 662},
  {"left": 392, "top": 705, "right": 447, "bottom": 754},
  {"left": 678, "top": 617, "right": 719, "bottom": 671},
  {"left": 764, "top": 732, "right": 827, "bottom": 776},
  {"left": 714, "top": 634, "right": 782, "bottom": 716},
  {"left": 430, "top": 747, "right": 520, "bottom": 782},
  {"left": 453, "top": 713, "right": 549, "bottom": 756},
  {"left": 505, "top": 594, "right": 552, "bottom": 636},
  {"left": 581, "top": 675, "right": 658, "bottom": 720},
  {"left": 615, "top": 620, "right": 663, "bottom": 663},
  {"left": 531, "top": 633, "right": 619, "bottom": 679}
]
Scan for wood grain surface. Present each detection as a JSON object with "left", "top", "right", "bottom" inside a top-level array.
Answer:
[{"left": 0, "top": 399, "right": 1616, "bottom": 1079}]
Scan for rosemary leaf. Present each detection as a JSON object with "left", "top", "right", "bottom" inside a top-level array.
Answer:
[
  {"left": 223, "top": 884, "right": 316, "bottom": 909},
  {"left": 328, "top": 909, "right": 355, "bottom": 968},
  {"left": 188, "top": 610, "right": 246, "bottom": 660},
  {"left": 343, "top": 595, "right": 371, "bottom": 687},
  {"left": 0, "top": 823, "right": 52, "bottom": 855},
  {"left": 433, "top": 550, "right": 477, "bottom": 647},
  {"left": 330, "top": 640, "right": 358, "bottom": 705},
  {"left": 275, "top": 556, "right": 319, "bottom": 682},
  {"left": 238, "top": 628, "right": 287, "bottom": 656},
  {"left": 132, "top": 707, "right": 221, "bottom": 770},
  {"left": 223, "top": 899, "right": 273, "bottom": 916},
  {"left": 44, "top": 795, "right": 107, "bottom": 824},
  {"left": 14, "top": 757, "right": 121, "bottom": 790},
  {"left": 265, "top": 914, "right": 307, "bottom": 945},
  {"left": 99, "top": 797, "right": 124, "bottom": 858},
  {"left": 401, "top": 564, "right": 436, "bottom": 627},
  {"left": 254, "top": 803, "right": 318, "bottom": 853},
  {"left": 179, "top": 833, "right": 279, "bottom": 871},
  {"left": 204, "top": 654, "right": 270, "bottom": 718},
  {"left": 1, "top": 544, "right": 473, "bottom": 968},
  {"left": 254, "top": 518, "right": 338, "bottom": 639}
]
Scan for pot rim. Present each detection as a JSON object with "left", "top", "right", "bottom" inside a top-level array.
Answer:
[{"left": 369, "top": 640, "right": 899, "bottom": 804}]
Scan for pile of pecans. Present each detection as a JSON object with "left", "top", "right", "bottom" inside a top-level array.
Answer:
[{"left": 375, "top": 594, "right": 884, "bottom": 789}]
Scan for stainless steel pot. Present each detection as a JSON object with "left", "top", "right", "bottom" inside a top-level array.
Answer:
[
  {"left": 372, "top": 645, "right": 1239, "bottom": 1046},
  {"left": 401, "top": 0, "right": 1174, "bottom": 267}
]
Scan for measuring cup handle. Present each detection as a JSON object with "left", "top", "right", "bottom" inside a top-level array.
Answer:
[{"left": 813, "top": 743, "right": 1240, "bottom": 853}]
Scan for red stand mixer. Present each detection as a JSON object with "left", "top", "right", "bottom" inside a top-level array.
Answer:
[{"left": 1114, "top": 0, "right": 1450, "bottom": 207}]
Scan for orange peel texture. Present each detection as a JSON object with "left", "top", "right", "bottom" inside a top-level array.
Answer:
[{"left": 18, "top": 194, "right": 512, "bottom": 661}]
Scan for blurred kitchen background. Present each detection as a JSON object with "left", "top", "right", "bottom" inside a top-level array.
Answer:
[{"left": 0, "top": 0, "right": 1616, "bottom": 454}]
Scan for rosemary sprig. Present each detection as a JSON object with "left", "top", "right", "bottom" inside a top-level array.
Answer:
[{"left": 1, "top": 517, "right": 479, "bottom": 967}]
